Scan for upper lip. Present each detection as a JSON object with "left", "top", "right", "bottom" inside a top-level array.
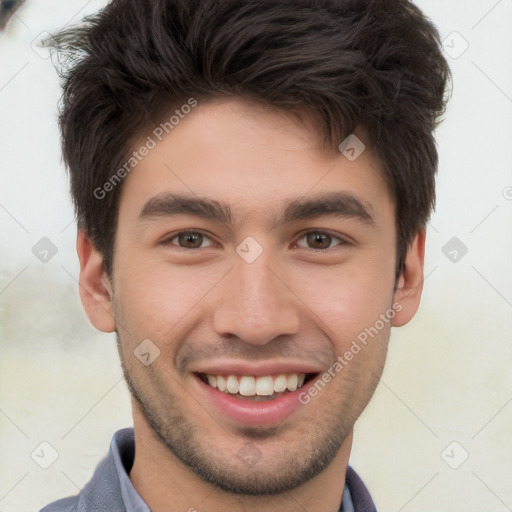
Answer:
[{"left": 192, "top": 359, "right": 324, "bottom": 377}]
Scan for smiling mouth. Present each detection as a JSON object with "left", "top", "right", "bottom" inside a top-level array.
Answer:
[{"left": 196, "top": 372, "right": 318, "bottom": 401}]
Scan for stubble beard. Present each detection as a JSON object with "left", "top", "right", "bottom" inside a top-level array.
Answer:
[{"left": 116, "top": 332, "right": 385, "bottom": 496}]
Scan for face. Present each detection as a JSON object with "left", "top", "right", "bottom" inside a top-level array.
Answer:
[{"left": 80, "top": 98, "right": 424, "bottom": 495}]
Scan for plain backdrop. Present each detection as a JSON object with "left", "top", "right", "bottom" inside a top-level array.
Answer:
[{"left": 0, "top": 1, "right": 511, "bottom": 511}]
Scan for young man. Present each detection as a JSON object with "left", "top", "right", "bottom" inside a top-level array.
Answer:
[{"left": 41, "top": 0, "right": 450, "bottom": 510}]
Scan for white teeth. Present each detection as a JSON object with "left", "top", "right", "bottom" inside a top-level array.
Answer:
[
  {"left": 226, "top": 375, "right": 239, "bottom": 394},
  {"left": 239, "top": 376, "right": 256, "bottom": 396},
  {"left": 203, "top": 372, "right": 308, "bottom": 396},
  {"left": 255, "top": 376, "right": 274, "bottom": 396},
  {"left": 273, "top": 374, "right": 287, "bottom": 392},
  {"left": 216, "top": 375, "right": 226, "bottom": 392},
  {"left": 286, "top": 373, "right": 298, "bottom": 391},
  {"left": 207, "top": 375, "right": 217, "bottom": 388}
]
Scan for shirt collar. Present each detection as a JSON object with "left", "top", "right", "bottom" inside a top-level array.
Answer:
[{"left": 111, "top": 428, "right": 151, "bottom": 512}]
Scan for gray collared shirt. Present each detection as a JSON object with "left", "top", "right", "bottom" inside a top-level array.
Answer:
[{"left": 40, "top": 428, "right": 376, "bottom": 512}]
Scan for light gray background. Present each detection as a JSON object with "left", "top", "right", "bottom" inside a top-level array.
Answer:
[{"left": 1, "top": 1, "right": 511, "bottom": 511}]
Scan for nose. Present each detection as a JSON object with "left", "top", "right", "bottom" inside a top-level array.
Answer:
[{"left": 212, "top": 253, "right": 301, "bottom": 346}]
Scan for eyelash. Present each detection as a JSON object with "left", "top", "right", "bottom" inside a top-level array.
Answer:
[{"left": 160, "top": 230, "right": 350, "bottom": 251}]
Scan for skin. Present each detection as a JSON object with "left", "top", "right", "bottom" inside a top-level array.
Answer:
[{"left": 77, "top": 98, "right": 425, "bottom": 512}]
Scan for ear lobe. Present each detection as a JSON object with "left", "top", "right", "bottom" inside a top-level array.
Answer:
[
  {"left": 391, "top": 230, "right": 426, "bottom": 327},
  {"left": 76, "top": 230, "right": 116, "bottom": 333}
]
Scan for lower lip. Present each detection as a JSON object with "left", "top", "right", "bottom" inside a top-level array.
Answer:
[{"left": 195, "top": 375, "right": 311, "bottom": 426}]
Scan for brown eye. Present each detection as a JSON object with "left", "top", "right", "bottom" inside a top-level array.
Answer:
[
  {"left": 178, "top": 232, "right": 204, "bottom": 248},
  {"left": 307, "top": 233, "right": 332, "bottom": 249},
  {"left": 295, "top": 231, "right": 344, "bottom": 250},
  {"left": 163, "top": 231, "right": 214, "bottom": 249}
]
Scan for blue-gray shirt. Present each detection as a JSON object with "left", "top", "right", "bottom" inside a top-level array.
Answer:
[{"left": 40, "top": 428, "right": 376, "bottom": 512}]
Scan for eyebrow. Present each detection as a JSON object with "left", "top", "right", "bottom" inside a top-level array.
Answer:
[
  {"left": 140, "top": 193, "right": 233, "bottom": 224},
  {"left": 139, "top": 191, "right": 375, "bottom": 227},
  {"left": 282, "top": 192, "right": 375, "bottom": 226}
]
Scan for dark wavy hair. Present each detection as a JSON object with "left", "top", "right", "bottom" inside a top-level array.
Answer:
[{"left": 50, "top": 0, "right": 451, "bottom": 276}]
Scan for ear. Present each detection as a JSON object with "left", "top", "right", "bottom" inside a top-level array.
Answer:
[
  {"left": 391, "top": 230, "right": 426, "bottom": 327},
  {"left": 76, "top": 230, "right": 116, "bottom": 333}
]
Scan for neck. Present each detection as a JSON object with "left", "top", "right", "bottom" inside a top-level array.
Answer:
[{"left": 129, "top": 410, "right": 353, "bottom": 512}]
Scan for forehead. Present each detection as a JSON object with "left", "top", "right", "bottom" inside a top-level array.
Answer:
[{"left": 117, "top": 98, "right": 393, "bottom": 226}]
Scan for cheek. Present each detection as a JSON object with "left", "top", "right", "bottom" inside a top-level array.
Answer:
[
  {"left": 292, "top": 254, "right": 396, "bottom": 343},
  {"left": 112, "top": 260, "right": 227, "bottom": 344}
]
